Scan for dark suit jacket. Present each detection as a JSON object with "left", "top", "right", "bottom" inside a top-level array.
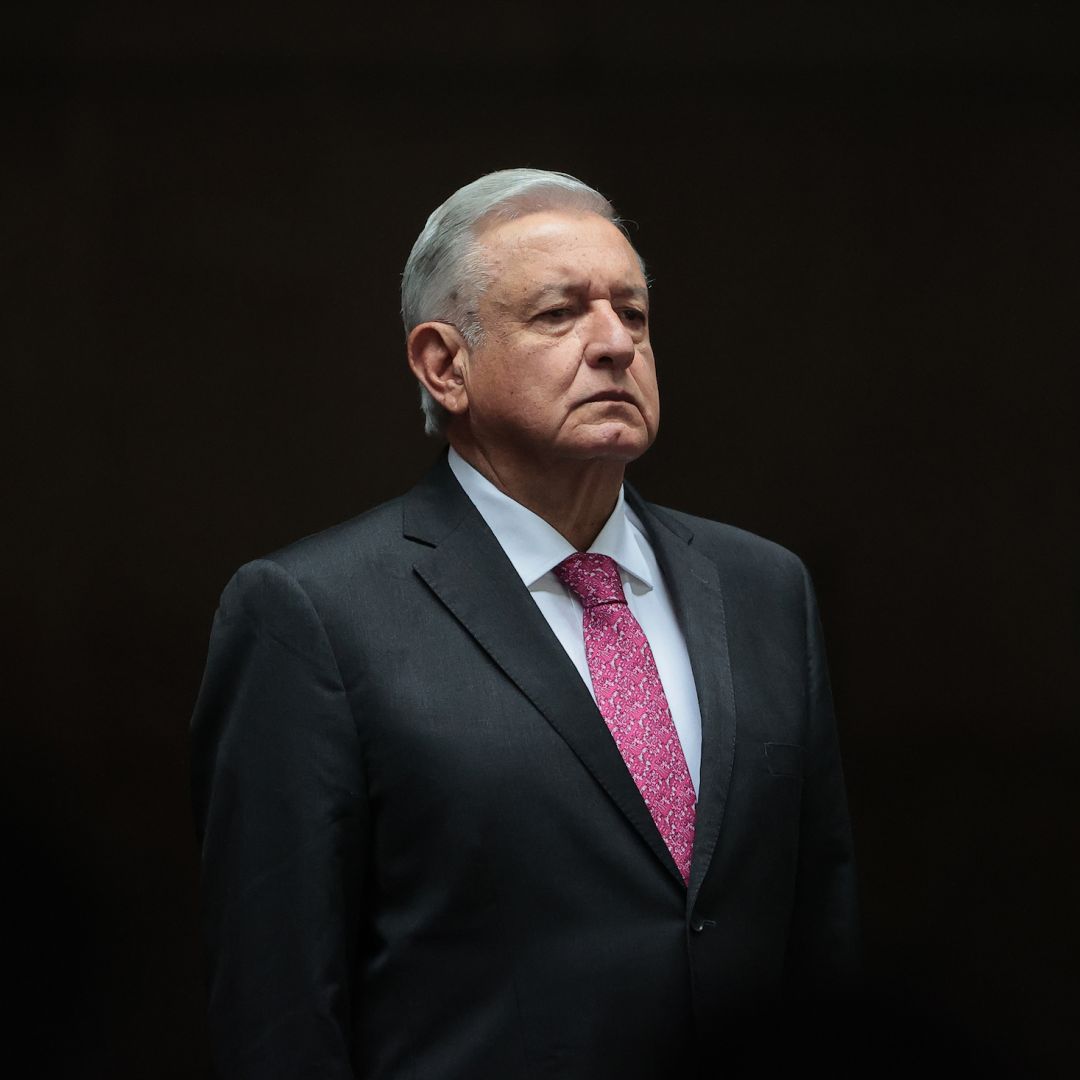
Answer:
[{"left": 191, "top": 454, "right": 859, "bottom": 1079}]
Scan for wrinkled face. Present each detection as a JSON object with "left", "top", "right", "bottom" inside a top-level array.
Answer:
[{"left": 459, "top": 210, "right": 659, "bottom": 466}]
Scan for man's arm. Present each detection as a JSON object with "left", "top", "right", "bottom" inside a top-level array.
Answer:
[
  {"left": 783, "top": 564, "right": 861, "bottom": 992},
  {"left": 191, "top": 558, "right": 367, "bottom": 1079}
]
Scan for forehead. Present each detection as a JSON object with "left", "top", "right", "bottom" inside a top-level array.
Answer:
[{"left": 476, "top": 210, "right": 645, "bottom": 289}]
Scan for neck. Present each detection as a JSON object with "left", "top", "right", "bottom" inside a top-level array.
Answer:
[{"left": 450, "top": 440, "right": 625, "bottom": 551}]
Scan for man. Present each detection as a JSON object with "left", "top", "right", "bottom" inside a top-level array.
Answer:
[{"left": 191, "top": 168, "right": 859, "bottom": 1079}]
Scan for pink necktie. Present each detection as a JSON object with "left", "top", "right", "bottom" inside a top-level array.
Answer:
[{"left": 555, "top": 552, "right": 696, "bottom": 883}]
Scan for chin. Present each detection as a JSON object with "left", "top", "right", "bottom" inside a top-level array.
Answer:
[{"left": 570, "top": 422, "right": 654, "bottom": 462}]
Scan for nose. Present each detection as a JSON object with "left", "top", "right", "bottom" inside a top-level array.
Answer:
[{"left": 582, "top": 301, "right": 636, "bottom": 371}]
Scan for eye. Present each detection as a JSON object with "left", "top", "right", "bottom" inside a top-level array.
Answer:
[
  {"left": 536, "top": 307, "right": 573, "bottom": 322},
  {"left": 622, "top": 307, "right": 647, "bottom": 325}
]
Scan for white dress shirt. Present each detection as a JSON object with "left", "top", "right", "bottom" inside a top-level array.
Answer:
[{"left": 448, "top": 448, "right": 702, "bottom": 794}]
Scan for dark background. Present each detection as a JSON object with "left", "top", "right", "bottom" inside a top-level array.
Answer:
[{"left": 4, "top": 3, "right": 1077, "bottom": 1076}]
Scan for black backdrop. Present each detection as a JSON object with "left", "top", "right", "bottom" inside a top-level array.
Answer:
[{"left": 4, "top": 4, "right": 1077, "bottom": 1077}]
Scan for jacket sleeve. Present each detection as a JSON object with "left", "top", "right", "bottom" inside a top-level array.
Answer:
[
  {"left": 783, "top": 563, "right": 861, "bottom": 993},
  {"left": 190, "top": 558, "right": 368, "bottom": 1079}
]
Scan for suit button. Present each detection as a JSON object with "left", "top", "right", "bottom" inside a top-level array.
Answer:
[{"left": 690, "top": 916, "right": 715, "bottom": 933}]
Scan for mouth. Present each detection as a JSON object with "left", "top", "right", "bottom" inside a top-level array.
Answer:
[{"left": 582, "top": 390, "right": 637, "bottom": 405}]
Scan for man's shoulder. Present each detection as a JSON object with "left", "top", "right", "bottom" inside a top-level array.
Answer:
[
  {"left": 215, "top": 453, "right": 473, "bottom": 620},
  {"left": 640, "top": 499, "right": 807, "bottom": 578},
  {"left": 217, "top": 494, "right": 413, "bottom": 617},
  {"left": 265, "top": 495, "right": 408, "bottom": 578}
]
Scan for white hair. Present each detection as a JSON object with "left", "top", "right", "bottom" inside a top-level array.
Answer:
[{"left": 401, "top": 168, "right": 637, "bottom": 437}]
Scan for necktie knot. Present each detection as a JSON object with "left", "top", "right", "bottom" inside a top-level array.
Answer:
[{"left": 555, "top": 553, "right": 625, "bottom": 608}]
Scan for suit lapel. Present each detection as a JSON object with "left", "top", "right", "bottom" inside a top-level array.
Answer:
[
  {"left": 404, "top": 457, "right": 684, "bottom": 884},
  {"left": 627, "top": 490, "right": 739, "bottom": 910}
]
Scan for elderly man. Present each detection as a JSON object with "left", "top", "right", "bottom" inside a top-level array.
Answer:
[{"left": 191, "top": 168, "right": 859, "bottom": 1079}]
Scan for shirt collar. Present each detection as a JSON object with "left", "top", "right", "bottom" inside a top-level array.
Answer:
[{"left": 447, "top": 447, "right": 654, "bottom": 591}]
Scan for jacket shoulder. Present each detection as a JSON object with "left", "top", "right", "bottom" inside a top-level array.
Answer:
[
  {"left": 214, "top": 495, "right": 411, "bottom": 621},
  {"left": 263, "top": 495, "right": 408, "bottom": 578},
  {"left": 644, "top": 502, "right": 810, "bottom": 596}
]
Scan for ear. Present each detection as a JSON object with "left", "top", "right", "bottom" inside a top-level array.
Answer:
[{"left": 407, "top": 322, "right": 471, "bottom": 418}]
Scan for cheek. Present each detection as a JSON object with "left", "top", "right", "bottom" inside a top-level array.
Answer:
[
  {"left": 635, "top": 355, "right": 660, "bottom": 398},
  {"left": 476, "top": 350, "right": 566, "bottom": 421},
  {"left": 521, "top": 349, "right": 581, "bottom": 402}
]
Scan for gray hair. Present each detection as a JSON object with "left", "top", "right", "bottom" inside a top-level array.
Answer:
[{"left": 401, "top": 168, "right": 631, "bottom": 437}]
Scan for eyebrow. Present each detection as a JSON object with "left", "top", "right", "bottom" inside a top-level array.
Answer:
[{"left": 525, "top": 282, "right": 649, "bottom": 306}]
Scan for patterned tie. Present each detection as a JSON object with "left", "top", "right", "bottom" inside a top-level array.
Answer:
[{"left": 555, "top": 552, "right": 696, "bottom": 883}]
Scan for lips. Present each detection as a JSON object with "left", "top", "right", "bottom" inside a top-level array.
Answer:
[{"left": 583, "top": 390, "right": 636, "bottom": 405}]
